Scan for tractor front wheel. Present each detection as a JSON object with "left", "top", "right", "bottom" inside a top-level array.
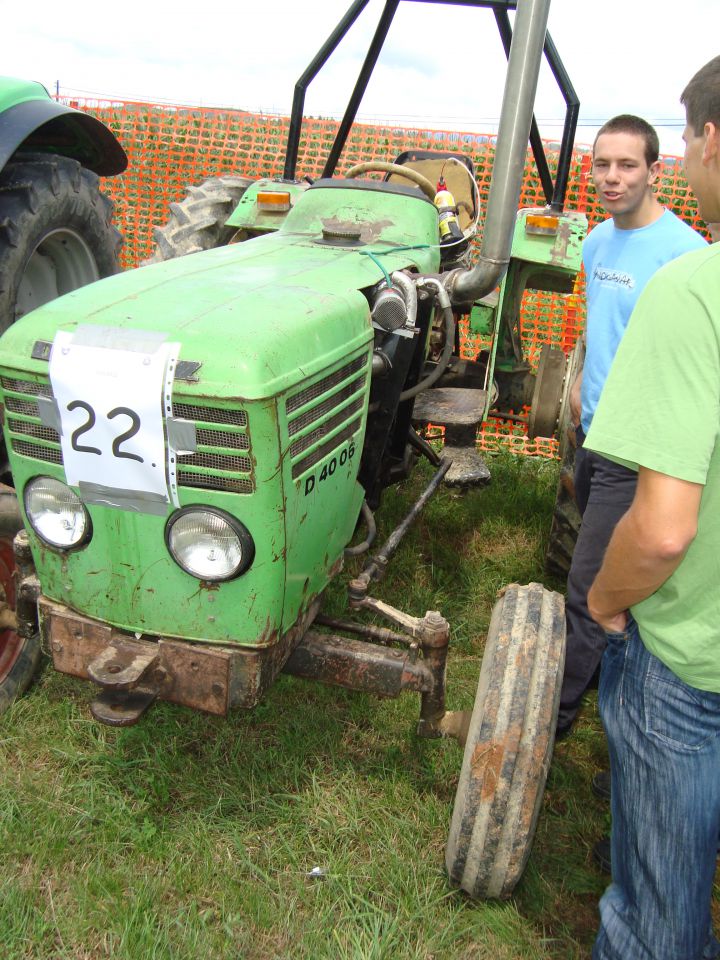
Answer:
[
  {"left": 445, "top": 582, "right": 565, "bottom": 899},
  {"left": 0, "top": 153, "right": 123, "bottom": 332},
  {"left": 147, "top": 176, "right": 254, "bottom": 262}
]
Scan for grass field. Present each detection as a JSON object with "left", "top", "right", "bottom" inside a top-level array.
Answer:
[{"left": 2, "top": 451, "right": 616, "bottom": 959}]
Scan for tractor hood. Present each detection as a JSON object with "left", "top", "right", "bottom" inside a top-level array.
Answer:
[{"left": 0, "top": 183, "right": 439, "bottom": 400}]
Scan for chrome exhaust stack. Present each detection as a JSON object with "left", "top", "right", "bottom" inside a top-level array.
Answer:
[{"left": 447, "top": 0, "right": 551, "bottom": 305}]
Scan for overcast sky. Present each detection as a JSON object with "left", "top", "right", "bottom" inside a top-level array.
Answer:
[{"left": 4, "top": 0, "right": 718, "bottom": 157}]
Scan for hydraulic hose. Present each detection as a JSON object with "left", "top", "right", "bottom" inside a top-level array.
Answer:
[
  {"left": 408, "top": 426, "right": 441, "bottom": 467},
  {"left": 397, "top": 277, "right": 455, "bottom": 403},
  {"left": 344, "top": 501, "right": 377, "bottom": 557}
]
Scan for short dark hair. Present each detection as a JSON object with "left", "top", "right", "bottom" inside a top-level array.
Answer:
[
  {"left": 593, "top": 114, "right": 660, "bottom": 167},
  {"left": 681, "top": 56, "right": 720, "bottom": 136}
]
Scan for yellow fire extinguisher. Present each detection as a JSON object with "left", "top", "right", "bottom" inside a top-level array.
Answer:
[{"left": 434, "top": 176, "right": 463, "bottom": 245}]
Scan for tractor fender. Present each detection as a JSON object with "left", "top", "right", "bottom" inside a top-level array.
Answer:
[{"left": 0, "top": 92, "right": 127, "bottom": 177}]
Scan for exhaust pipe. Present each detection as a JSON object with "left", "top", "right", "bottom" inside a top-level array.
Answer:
[{"left": 448, "top": 0, "right": 551, "bottom": 305}]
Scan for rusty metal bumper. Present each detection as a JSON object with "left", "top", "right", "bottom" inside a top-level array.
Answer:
[{"left": 38, "top": 596, "right": 318, "bottom": 725}]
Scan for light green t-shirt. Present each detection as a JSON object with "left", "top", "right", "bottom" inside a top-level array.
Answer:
[{"left": 585, "top": 242, "right": 720, "bottom": 691}]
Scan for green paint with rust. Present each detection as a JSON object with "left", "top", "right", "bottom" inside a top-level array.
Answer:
[
  {"left": 510, "top": 208, "right": 586, "bottom": 273},
  {"left": 469, "top": 208, "right": 587, "bottom": 339},
  {"left": 224, "top": 179, "right": 309, "bottom": 233}
]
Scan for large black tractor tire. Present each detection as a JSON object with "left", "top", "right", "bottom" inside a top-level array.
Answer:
[
  {"left": 0, "top": 152, "right": 123, "bottom": 332},
  {"left": 446, "top": 582, "right": 565, "bottom": 899},
  {"left": 545, "top": 441, "right": 581, "bottom": 579},
  {"left": 544, "top": 339, "right": 585, "bottom": 579},
  {"left": 147, "top": 175, "right": 254, "bottom": 262},
  {"left": 0, "top": 525, "right": 40, "bottom": 715}
]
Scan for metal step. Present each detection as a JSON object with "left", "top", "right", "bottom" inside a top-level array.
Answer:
[
  {"left": 411, "top": 387, "right": 487, "bottom": 427},
  {"left": 90, "top": 687, "right": 158, "bottom": 726},
  {"left": 443, "top": 444, "right": 491, "bottom": 487}
]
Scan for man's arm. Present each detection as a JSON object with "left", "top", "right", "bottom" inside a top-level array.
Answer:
[{"left": 587, "top": 466, "right": 703, "bottom": 631}]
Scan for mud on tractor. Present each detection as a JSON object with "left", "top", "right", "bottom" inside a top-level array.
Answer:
[{"left": 0, "top": 0, "right": 586, "bottom": 899}]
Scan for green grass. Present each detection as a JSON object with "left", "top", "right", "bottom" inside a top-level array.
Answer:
[{"left": 1, "top": 451, "right": 614, "bottom": 959}]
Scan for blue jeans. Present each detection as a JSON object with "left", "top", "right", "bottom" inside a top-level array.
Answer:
[{"left": 593, "top": 620, "right": 720, "bottom": 960}]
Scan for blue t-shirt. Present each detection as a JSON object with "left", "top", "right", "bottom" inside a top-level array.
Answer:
[{"left": 581, "top": 209, "right": 706, "bottom": 433}]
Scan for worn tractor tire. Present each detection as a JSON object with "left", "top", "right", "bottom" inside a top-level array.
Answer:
[
  {"left": 446, "top": 582, "right": 565, "bottom": 899},
  {"left": 544, "top": 339, "right": 584, "bottom": 578},
  {"left": 0, "top": 531, "right": 40, "bottom": 715},
  {"left": 147, "top": 175, "right": 254, "bottom": 262},
  {"left": 545, "top": 451, "right": 581, "bottom": 579},
  {"left": 0, "top": 152, "right": 123, "bottom": 332}
]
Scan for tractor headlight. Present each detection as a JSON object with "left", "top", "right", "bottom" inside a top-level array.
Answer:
[
  {"left": 165, "top": 507, "right": 255, "bottom": 581},
  {"left": 24, "top": 476, "right": 91, "bottom": 550}
]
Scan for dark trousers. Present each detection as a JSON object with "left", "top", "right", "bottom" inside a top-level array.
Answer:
[{"left": 556, "top": 427, "right": 637, "bottom": 734}]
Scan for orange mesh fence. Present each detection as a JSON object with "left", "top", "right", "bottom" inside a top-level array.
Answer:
[{"left": 64, "top": 96, "right": 708, "bottom": 457}]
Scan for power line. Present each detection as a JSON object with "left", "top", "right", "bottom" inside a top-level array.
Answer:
[{"left": 54, "top": 85, "right": 688, "bottom": 141}]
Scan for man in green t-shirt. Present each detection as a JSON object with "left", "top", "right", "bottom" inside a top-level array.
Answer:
[{"left": 585, "top": 56, "right": 720, "bottom": 960}]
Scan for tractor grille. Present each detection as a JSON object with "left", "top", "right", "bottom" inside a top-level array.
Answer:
[
  {"left": 1, "top": 377, "right": 52, "bottom": 398},
  {"left": 2, "top": 375, "right": 62, "bottom": 466},
  {"left": 287, "top": 355, "right": 366, "bottom": 414},
  {"left": 173, "top": 402, "right": 247, "bottom": 428},
  {"left": 286, "top": 354, "right": 369, "bottom": 480},
  {"left": 5, "top": 396, "right": 43, "bottom": 417},
  {"left": 12, "top": 439, "right": 63, "bottom": 464},
  {"left": 0, "top": 376, "right": 254, "bottom": 496},
  {"left": 289, "top": 398, "right": 364, "bottom": 459},
  {"left": 172, "top": 401, "right": 254, "bottom": 494},
  {"left": 7, "top": 417, "right": 59, "bottom": 444}
]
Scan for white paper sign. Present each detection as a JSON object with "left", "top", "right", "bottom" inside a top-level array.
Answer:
[{"left": 49, "top": 328, "right": 180, "bottom": 511}]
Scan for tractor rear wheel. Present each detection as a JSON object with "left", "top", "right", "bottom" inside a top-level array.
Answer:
[
  {"left": 544, "top": 338, "right": 585, "bottom": 579},
  {"left": 147, "top": 176, "right": 254, "bottom": 262},
  {"left": 445, "top": 582, "right": 565, "bottom": 899},
  {"left": 0, "top": 153, "right": 122, "bottom": 332},
  {"left": 0, "top": 533, "right": 40, "bottom": 715},
  {"left": 545, "top": 446, "right": 581, "bottom": 579}
]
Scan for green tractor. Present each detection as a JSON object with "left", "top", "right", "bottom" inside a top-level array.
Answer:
[{"left": 0, "top": 0, "right": 585, "bottom": 899}]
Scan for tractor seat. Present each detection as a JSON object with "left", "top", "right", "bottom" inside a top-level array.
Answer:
[{"left": 385, "top": 149, "right": 478, "bottom": 234}]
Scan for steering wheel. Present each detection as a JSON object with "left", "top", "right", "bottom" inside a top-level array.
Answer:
[{"left": 343, "top": 161, "right": 437, "bottom": 202}]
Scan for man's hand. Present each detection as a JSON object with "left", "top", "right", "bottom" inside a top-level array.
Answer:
[
  {"left": 588, "top": 467, "right": 701, "bottom": 629},
  {"left": 587, "top": 597, "right": 628, "bottom": 634}
]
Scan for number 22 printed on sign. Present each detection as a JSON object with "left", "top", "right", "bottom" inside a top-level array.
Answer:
[
  {"left": 49, "top": 328, "right": 180, "bottom": 506},
  {"left": 67, "top": 401, "right": 143, "bottom": 461}
]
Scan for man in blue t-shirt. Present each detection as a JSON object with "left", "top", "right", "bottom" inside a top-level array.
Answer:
[{"left": 556, "top": 115, "right": 706, "bottom": 740}]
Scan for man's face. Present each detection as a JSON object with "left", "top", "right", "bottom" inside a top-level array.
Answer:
[{"left": 592, "top": 131, "right": 660, "bottom": 221}]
